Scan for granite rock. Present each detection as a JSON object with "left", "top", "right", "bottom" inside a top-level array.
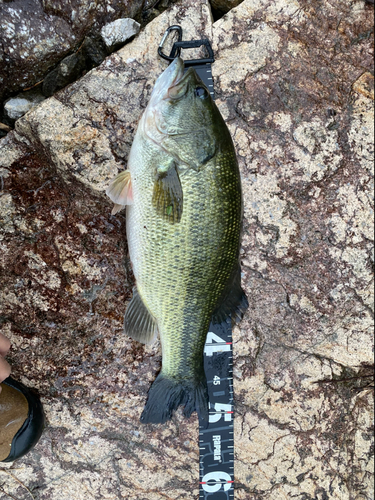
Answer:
[
  {"left": 0, "top": 0, "right": 145, "bottom": 103},
  {"left": 4, "top": 90, "right": 46, "bottom": 121},
  {"left": 81, "top": 34, "right": 109, "bottom": 67},
  {"left": 42, "top": 51, "right": 88, "bottom": 97},
  {"left": 100, "top": 18, "right": 141, "bottom": 49},
  {"left": 41, "top": 35, "right": 110, "bottom": 97},
  {"left": 210, "top": 0, "right": 244, "bottom": 16},
  {"left": 0, "top": 0, "right": 374, "bottom": 499}
]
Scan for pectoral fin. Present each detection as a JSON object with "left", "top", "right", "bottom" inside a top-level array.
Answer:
[
  {"left": 152, "top": 162, "right": 183, "bottom": 223},
  {"left": 124, "top": 288, "right": 158, "bottom": 344},
  {"left": 106, "top": 170, "right": 133, "bottom": 215}
]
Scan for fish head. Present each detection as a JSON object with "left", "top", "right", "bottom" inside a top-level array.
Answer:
[{"left": 143, "top": 57, "right": 224, "bottom": 170}]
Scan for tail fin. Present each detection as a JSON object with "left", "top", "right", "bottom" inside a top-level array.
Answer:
[{"left": 140, "top": 372, "right": 208, "bottom": 424}]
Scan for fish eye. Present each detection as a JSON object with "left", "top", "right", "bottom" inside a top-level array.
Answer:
[{"left": 194, "top": 87, "right": 209, "bottom": 99}]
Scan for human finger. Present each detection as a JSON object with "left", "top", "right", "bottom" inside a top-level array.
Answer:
[
  {"left": 0, "top": 333, "right": 11, "bottom": 357},
  {"left": 0, "top": 356, "right": 11, "bottom": 391}
]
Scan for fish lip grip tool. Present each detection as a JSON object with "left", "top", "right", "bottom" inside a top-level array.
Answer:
[
  {"left": 158, "top": 25, "right": 215, "bottom": 99},
  {"left": 158, "top": 26, "right": 236, "bottom": 500}
]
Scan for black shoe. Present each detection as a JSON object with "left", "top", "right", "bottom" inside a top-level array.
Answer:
[{"left": 0, "top": 377, "right": 45, "bottom": 462}]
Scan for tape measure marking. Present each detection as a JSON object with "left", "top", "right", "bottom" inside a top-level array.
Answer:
[{"left": 199, "top": 320, "right": 234, "bottom": 500}]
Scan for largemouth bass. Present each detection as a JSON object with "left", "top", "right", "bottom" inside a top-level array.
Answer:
[{"left": 107, "top": 57, "right": 248, "bottom": 424}]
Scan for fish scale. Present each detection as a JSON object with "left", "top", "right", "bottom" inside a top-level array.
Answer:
[{"left": 127, "top": 137, "right": 241, "bottom": 381}]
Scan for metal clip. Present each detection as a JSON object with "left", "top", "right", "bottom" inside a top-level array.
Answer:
[
  {"left": 158, "top": 25, "right": 183, "bottom": 61},
  {"left": 158, "top": 25, "right": 215, "bottom": 67}
]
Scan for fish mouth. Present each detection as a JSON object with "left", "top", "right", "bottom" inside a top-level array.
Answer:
[
  {"left": 149, "top": 57, "right": 185, "bottom": 104},
  {"left": 167, "top": 57, "right": 185, "bottom": 89},
  {"left": 166, "top": 59, "right": 199, "bottom": 100}
]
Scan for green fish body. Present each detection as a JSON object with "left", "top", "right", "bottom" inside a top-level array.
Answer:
[{"left": 107, "top": 57, "right": 247, "bottom": 423}]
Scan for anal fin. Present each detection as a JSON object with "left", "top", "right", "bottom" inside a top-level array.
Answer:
[{"left": 124, "top": 288, "right": 158, "bottom": 344}]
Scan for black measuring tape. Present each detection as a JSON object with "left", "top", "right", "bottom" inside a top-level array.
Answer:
[
  {"left": 159, "top": 27, "right": 235, "bottom": 500},
  {"left": 200, "top": 320, "right": 235, "bottom": 500}
]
